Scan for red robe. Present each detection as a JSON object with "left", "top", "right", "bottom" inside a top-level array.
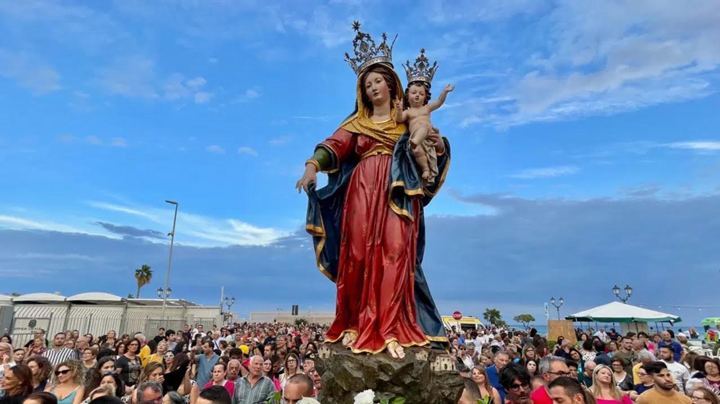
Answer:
[{"left": 322, "top": 128, "right": 428, "bottom": 353}]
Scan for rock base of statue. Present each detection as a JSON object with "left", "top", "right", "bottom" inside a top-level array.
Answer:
[{"left": 315, "top": 342, "right": 464, "bottom": 404}]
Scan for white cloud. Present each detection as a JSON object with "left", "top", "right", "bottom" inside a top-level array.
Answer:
[
  {"left": 112, "top": 137, "right": 127, "bottom": 147},
  {"left": 0, "top": 214, "right": 113, "bottom": 238},
  {"left": 0, "top": 50, "right": 61, "bottom": 94},
  {"left": 84, "top": 201, "right": 159, "bottom": 222},
  {"left": 662, "top": 142, "right": 720, "bottom": 152},
  {"left": 284, "top": 7, "right": 356, "bottom": 48},
  {"left": 507, "top": 166, "right": 579, "bottom": 179},
  {"left": 98, "top": 64, "right": 213, "bottom": 105},
  {"left": 163, "top": 73, "right": 191, "bottom": 100},
  {"left": 186, "top": 77, "right": 206, "bottom": 89},
  {"left": 445, "top": 1, "right": 720, "bottom": 128},
  {"left": 206, "top": 145, "right": 225, "bottom": 154},
  {"left": 86, "top": 199, "right": 289, "bottom": 246},
  {"left": 420, "top": 0, "right": 547, "bottom": 24},
  {"left": 238, "top": 146, "right": 258, "bottom": 157},
  {"left": 234, "top": 89, "right": 260, "bottom": 103},
  {"left": 269, "top": 136, "right": 292, "bottom": 146},
  {"left": 86, "top": 135, "right": 102, "bottom": 145},
  {"left": 98, "top": 57, "right": 158, "bottom": 98},
  {"left": 194, "top": 92, "right": 213, "bottom": 104},
  {"left": 57, "top": 134, "right": 76, "bottom": 143}
]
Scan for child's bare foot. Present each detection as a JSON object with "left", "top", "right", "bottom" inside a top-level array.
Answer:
[{"left": 422, "top": 170, "right": 431, "bottom": 180}]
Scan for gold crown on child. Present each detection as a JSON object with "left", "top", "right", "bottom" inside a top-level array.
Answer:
[
  {"left": 344, "top": 21, "right": 397, "bottom": 76},
  {"left": 403, "top": 48, "right": 438, "bottom": 85}
]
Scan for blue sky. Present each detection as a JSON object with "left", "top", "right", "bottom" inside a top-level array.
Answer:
[{"left": 1, "top": 0, "right": 720, "bottom": 326}]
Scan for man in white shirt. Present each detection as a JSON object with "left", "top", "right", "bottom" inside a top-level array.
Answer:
[
  {"left": 659, "top": 345, "right": 689, "bottom": 393},
  {"left": 457, "top": 343, "right": 474, "bottom": 371},
  {"left": 593, "top": 328, "right": 609, "bottom": 342}
]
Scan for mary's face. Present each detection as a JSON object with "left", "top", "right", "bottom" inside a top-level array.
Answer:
[{"left": 364, "top": 72, "right": 390, "bottom": 107}]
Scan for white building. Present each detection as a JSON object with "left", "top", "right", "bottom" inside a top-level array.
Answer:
[{"left": 5, "top": 292, "right": 222, "bottom": 346}]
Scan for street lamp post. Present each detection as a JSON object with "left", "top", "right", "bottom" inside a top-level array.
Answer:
[
  {"left": 224, "top": 297, "right": 236, "bottom": 312},
  {"left": 161, "top": 200, "right": 179, "bottom": 327},
  {"left": 550, "top": 297, "right": 565, "bottom": 320},
  {"left": 613, "top": 284, "right": 633, "bottom": 303},
  {"left": 223, "top": 297, "right": 236, "bottom": 324}
]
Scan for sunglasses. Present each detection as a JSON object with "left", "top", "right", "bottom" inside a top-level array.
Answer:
[
  {"left": 508, "top": 381, "right": 530, "bottom": 392},
  {"left": 55, "top": 369, "right": 71, "bottom": 376},
  {"left": 164, "top": 354, "right": 174, "bottom": 359},
  {"left": 102, "top": 371, "right": 118, "bottom": 376}
]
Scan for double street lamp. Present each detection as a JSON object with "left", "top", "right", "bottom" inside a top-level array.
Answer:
[
  {"left": 224, "top": 296, "right": 236, "bottom": 313},
  {"left": 161, "top": 200, "right": 179, "bottom": 326},
  {"left": 613, "top": 284, "right": 633, "bottom": 303},
  {"left": 550, "top": 297, "right": 564, "bottom": 320}
]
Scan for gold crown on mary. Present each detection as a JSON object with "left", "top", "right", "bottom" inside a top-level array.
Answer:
[
  {"left": 344, "top": 21, "right": 397, "bottom": 76},
  {"left": 403, "top": 48, "right": 438, "bottom": 85}
]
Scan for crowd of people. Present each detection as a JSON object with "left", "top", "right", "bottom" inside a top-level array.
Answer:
[
  {"left": 452, "top": 325, "right": 720, "bottom": 404},
  {"left": 1, "top": 322, "right": 719, "bottom": 404},
  {"left": 0, "top": 323, "right": 328, "bottom": 404}
]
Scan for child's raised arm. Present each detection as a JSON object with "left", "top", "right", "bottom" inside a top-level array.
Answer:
[
  {"left": 428, "top": 84, "right": 455, "bottom": 112},
  {"left": 394, "top": 97, "right": 406, "bottom": 123}
]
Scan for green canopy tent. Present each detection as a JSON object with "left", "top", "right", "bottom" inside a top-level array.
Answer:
[
  {"left": 702, "top": 318, "right": 720, "bottom": 326},
  {"left": 566, "top": 301, "right": 681, "bottom": 334}
]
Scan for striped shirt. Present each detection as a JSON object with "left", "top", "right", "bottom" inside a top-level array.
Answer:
[
  {"left": 42, "top": 347, "right": 79, "bottom": 366},
  {"left": 232, "top": 375, "right": 275, "bottom": 404}
]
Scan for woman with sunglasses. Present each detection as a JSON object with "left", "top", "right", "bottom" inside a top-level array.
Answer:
[
  {"left": 45, "top": 360, "right": 84, "bottom": 404},
  {"left": 162, "top": 351, "right": 174, "bottom": 371},
  {"left": 163, "top": 353, "right": 189, "bottom": 393}
]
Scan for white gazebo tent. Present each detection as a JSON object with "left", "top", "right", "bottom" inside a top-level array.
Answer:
[{"left": 566, "top": 301, "right": 681, "bottom": 335}]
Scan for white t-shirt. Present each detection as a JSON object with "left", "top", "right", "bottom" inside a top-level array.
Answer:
[
  {"left": 460, "top": 355, "right": 474, "bottom": 371},
  {"left": 663, "top": 360, "right": 690, "bottom": 392},
  {"left": 594, "top": 331, "right": 608, "bottom": 341}
]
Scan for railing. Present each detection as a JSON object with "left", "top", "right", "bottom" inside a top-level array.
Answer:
[{"left": 11, "top": 315, "right": 221, "bottom": 347}]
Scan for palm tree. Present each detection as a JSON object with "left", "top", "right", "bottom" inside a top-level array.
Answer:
[
  {"left": 134, "top": 265, "right": 153, "bottom": 298},
  {"left": 483, "top": 308, "right": 504, "bottom": 326}
]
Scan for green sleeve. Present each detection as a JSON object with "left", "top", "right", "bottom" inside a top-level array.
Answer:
[{"left": 311, "top": 148, "right": 332, "bottom": 170}]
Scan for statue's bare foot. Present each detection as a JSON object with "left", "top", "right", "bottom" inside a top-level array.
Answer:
[
  {"left": 422, "top": 170, "right": 431, "bottom": 180},
  {"left": 342, "top": 332, "right": 357, "bottom": 348},
  {"left": 387, "top": 341, "right": 405, "bottom": 360}
]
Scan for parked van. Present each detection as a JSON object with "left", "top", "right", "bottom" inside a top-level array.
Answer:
[{"left": 442, "top": 316, "right": 483, "bottom": 333}]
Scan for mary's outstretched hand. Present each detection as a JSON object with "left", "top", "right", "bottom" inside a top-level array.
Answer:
[{"left": 296, "top": 164, "right": 318, "bottom": 194}]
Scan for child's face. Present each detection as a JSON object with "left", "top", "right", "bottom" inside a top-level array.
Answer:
[{"left": 407, "top": 84, "right": 427, "bottom": 107}]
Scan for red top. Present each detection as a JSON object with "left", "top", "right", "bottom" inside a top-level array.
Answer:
[
  {"left": 530, "top": 386, "right": 552, "bottom": 404},
  {"left": 202, "top": 380, "right": 235, "bottom": 396}
]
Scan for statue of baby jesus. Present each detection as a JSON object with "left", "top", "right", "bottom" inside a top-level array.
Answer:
[{"left": 395, "top": 83, "right": 454, "bottom": 185}]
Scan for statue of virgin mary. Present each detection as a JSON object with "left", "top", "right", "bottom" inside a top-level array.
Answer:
[{"left": 296, "top": 22, "right": 450, "bottom": 359}]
